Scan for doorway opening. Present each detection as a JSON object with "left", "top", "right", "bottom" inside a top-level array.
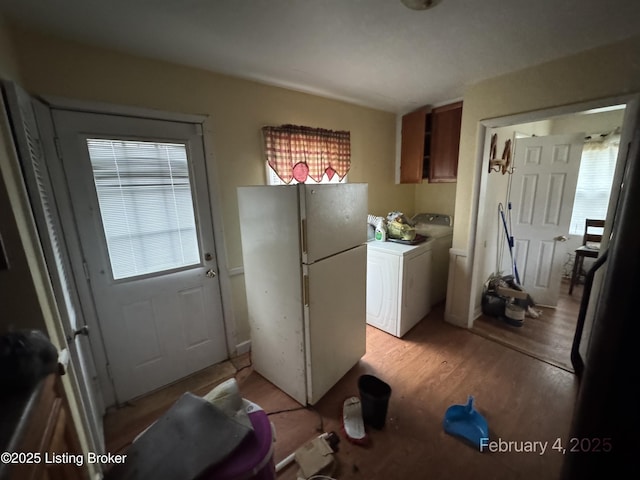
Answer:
[{"left": 468, "top": 97, "right": 635, "bottom": 372}]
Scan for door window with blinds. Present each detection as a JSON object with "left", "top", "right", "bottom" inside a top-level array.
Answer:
[{"left": 87, "top": 138, "right": 200, "bottom": 280}]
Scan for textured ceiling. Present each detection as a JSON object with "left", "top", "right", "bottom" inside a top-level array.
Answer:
[{"left": 1, "top": 0, "right": 639, "bottom": 113}]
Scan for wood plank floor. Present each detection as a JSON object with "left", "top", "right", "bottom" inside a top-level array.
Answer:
[
  {"left": 104, "top": 303, "right": 579, "bottom": 480},
  {"left": 471, "top": 279, "right": 582, "bottom": 372},
  {"left": 103, "top": 358, "right": 250, "bottom": 455}
]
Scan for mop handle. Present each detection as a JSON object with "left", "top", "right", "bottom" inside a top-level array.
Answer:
[
  {"left": 507, "top": 202, "right": 521, "bottom": 284},
  {"left": 500, "top": 203, "right": 521, "bottom": 284},
  {"left": 507, "top": 202, "right": 514, "bottom": 248},
  {"left": 499, "top": 208, "right": 511, "bottom": 247}
]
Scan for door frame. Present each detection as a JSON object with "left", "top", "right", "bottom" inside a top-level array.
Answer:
[
  {"left": 37, "top": 96, "right": 237, "bottom": 406},
  {"left": 467, "top": 93, "right": 640, "bottom": 329}
]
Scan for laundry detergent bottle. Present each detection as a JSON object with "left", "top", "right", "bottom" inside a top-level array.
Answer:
[{"left": 375, "top": 221, "right": 387, "bottom": 241}]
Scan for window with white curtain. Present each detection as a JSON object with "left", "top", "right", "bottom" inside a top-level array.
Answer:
[
  {"left": 87, "top": 139, "right": 200, "bottom": 280},
  {"left": 569, "top": 136, "right": 619, "bottom": 235}
]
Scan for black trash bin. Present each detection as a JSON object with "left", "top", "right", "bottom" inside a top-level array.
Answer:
[{"left": 358, "top": 374, "right": 391, "bottom": 430}]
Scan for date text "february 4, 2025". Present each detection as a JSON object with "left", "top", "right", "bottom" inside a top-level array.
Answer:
[{"left": 479, "top": 437, "right": 612, "bottom": 455}]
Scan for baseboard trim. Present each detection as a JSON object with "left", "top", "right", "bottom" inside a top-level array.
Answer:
[
  {"left": 445, "top": 312, "right": 468, "bottom": 328},
  {"left": 235, "top": 340, "right": 251, "bottom": 355}
]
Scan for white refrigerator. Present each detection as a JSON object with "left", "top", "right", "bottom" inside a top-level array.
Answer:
[{"left": 237, "top": 183, "right": 368, "bottom": 405}]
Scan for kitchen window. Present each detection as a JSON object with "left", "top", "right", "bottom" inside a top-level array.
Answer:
[{"left": 262, "top": 124, "right": 351, "bottom": 184}]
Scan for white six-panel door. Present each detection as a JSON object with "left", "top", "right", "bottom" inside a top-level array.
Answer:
[{"left": 510, "top": 133, "right": 584, "bottom": 306}]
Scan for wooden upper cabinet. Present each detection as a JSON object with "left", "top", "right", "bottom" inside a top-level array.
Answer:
[
  {"left": 429, "top": 101, "right": 463, "bottom": 183},
  {"left": 400, "top": 106, "right": 430, "bottom": 183},
  {"left": 400, "top": 101, "right": 462, "bottom": 184}
]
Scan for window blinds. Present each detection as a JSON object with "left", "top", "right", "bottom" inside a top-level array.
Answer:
[
  {"left": 87, "top": 139, "right": 200, "bottom": 280},
  {"left": 569, "top": 142, "right": 618, "bottom": 235}
]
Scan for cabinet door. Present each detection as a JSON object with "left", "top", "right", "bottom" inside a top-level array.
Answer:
[
  {"left": 400, "top": 106, "right": 429, "bottom": 183},
  {"left": 46, "top": 407, "right": 86, "bottom": 480},
  {"left": 430, "top": 102, "right": 462, "bottom": 183},
  {"left": 9, "top": 375, "right": 88, "bottom": 480}
]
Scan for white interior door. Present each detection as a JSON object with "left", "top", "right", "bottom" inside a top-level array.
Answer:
[
  {"left": 510, "top": 133, "right": 584, "bottom": 306},
  {"left": 52, "top": 110, "right": 228, "bottom": 403}
]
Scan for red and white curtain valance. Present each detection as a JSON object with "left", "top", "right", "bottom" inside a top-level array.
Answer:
[{"left": 262, "top": 124, "right": 351, "bottom": 184}]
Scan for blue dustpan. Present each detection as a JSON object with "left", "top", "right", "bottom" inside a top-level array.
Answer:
[{"left": 443, "top": 395, "right": 489, "bottom": 449}]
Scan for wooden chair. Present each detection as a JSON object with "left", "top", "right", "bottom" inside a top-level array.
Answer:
[{"left": 569, "top": 219, "right": 605, "bottom": 295}]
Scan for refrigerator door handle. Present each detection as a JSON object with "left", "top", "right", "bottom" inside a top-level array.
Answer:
[
  {"left": 571, "top": 248, "right": 609, "bottom": 378},
  {"left": 303, "top": 274, "right": 310, "bottom": 306},
  {"left": 301, "top": 218, "right": 308, "bottom": 255}
]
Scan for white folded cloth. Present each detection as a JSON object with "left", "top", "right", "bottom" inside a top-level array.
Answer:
[{"left": 203, "top": 378, "right": 254, "bottom": 430}]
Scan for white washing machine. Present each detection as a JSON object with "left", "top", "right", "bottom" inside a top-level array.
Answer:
[
  {"left": 366, "top": 239, "right": 433, "bottom": 337},
  {"left": 411, "top": 213, "right": 454, "bottom": 306}
]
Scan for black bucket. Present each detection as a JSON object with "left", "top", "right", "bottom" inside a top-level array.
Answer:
[{"left": 358, "top": 374, "right": 392, "bottom": 430}]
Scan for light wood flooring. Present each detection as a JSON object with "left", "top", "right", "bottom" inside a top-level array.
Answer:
[
  {"left": 471, "top": 278, "right": 583, "bottom": 372},
  {"left": 104, "top": 303, "right": 579, "bottom": 480}
]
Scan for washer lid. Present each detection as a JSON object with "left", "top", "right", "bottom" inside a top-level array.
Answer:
[
  {"left": 412, "top": 213, "right": 453, "bottom": 238},
  {"left": 411, "top": 213, "right": 453, "bottom": 226},
  {"left": 413, "top": 224, "right": 453, "bottom": 238}
]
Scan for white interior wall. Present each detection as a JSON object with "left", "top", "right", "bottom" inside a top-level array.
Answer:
[{"left": 550, "top": 108, "right": 625, "bottom": 136}]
